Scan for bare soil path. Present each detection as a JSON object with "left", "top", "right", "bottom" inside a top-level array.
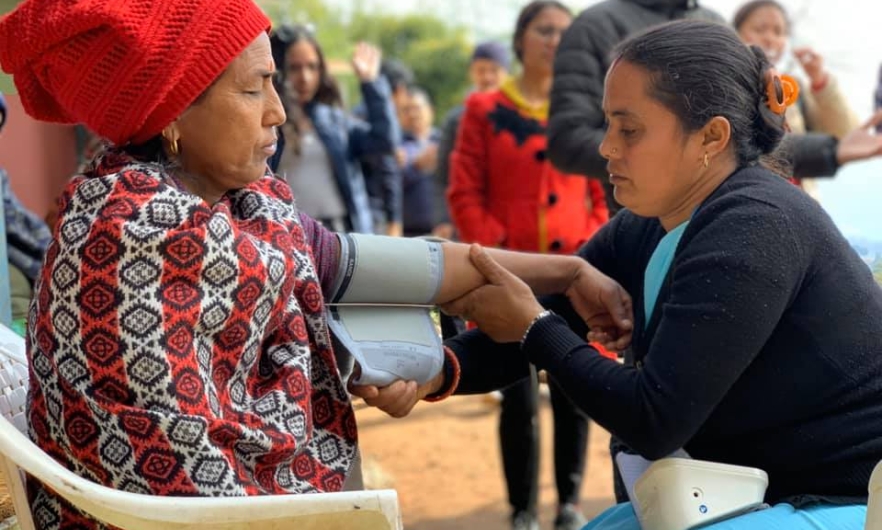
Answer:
[{"left": 356, "top": 393, "right": 616, "bottom": 529}]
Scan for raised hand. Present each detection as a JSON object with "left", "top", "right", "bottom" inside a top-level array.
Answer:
[
  {"left": 351, "top": 42, "right": 381, "bottom": 82},
  {"left": 836, "top": 110, "right": 882, "bottom": 166},
  {"left": 793, "top": 46, "right": 827, "bottom": 87}
]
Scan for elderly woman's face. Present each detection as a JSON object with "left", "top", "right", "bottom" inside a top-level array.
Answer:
[
  {"left": 169, "top": 33, "right": 285, "bottom": 202},
  {"left": 599, "top": 60, "right": 705, "bottom": 218}
]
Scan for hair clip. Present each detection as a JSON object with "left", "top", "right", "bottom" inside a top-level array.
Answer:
[{"left": 765, "top": 70, "right": 800, "bottom": 115}]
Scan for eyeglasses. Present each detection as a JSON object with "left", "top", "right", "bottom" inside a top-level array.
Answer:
[{"left": 531, "top": 25, "right": 568, "bottom": 41}]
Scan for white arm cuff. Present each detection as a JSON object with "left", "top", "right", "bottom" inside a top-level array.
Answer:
[{"left": 329, "top": 233, "right": 444, "bottom": 306}]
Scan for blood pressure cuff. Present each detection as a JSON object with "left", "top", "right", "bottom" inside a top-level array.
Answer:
[
  {"left": 325, "top": 234, "right": 446, "bottom": 387},
  {"left": 329, "top": 233, "right": 444, "bottom": 305}
]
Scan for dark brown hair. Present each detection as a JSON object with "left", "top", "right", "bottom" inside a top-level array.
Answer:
[
  {"left": 613, "top": 20, "right": 789, "bottom": 172},
  {"left": 271, "top": 24, "right": 342, "bottom": 107},
  {"left": 512, "top": 1, "right": 571, "bottom": 63},
  {"left": 732, "top": 0, "right": 790, "bottom": 33}
]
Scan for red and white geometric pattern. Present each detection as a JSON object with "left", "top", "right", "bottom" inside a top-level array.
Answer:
[{"left": 27, "top": 150, "right": 357, "bottom": 529}]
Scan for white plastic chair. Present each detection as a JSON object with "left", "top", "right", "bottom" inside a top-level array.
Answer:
[
  {"left": 0, "top": 323, "right": 402, "bottom": 529},
  {"left": 867, "top": 461, "right": 882, "bottom": 529}
]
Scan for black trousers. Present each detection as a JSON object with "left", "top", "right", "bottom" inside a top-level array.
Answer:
[{"left": 500, "top": 367, "right": 589, "bottom": 515}]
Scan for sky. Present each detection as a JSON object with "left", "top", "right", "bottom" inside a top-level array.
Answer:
[{"left": 325, "top": 0, "right": 882, "bottom": 241}]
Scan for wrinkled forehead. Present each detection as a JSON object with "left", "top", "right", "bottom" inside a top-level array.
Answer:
[{"left": 226, "top": 34, "right": 275, "bottom": 81}]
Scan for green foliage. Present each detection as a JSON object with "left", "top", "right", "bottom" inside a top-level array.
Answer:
[
  {"left": 0, "top": 0, "right": 21, "bottom": 93},
  {"left": 261, "top": 0, "right": 351, "bottom": 57},
  {"left": 259, "top": 1, "right": 472, "bottom": 122},
  {"left": 873, "top": 259, "right": 882, "bottom": 286},
  {"left": 347, "top": 11, "right": 473, "bottom": 120},
  {"left": 401, "top": 37, "right": 471, "bottom": 123},
  {"left": 348, "top": 13, "right": 450, "bottom": 60}
]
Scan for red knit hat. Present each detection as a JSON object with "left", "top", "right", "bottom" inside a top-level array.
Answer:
[{"left": 0, "top": 0, "right": 271, "bottom": 146}]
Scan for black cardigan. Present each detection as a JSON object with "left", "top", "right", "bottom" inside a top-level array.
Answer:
[{"left": 446, "top": 166, "right": 882, "bottom": 504}]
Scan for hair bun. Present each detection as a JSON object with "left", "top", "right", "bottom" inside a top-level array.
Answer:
[{"left": 750, "top": 46, "right": 787, "bottom": 155}]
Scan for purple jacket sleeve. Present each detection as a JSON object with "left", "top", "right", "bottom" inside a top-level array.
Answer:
[{"left": 299, "top": 212, "right": 340, "bottom": 297}]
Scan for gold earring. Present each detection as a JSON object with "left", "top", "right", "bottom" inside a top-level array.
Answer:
[
  {"left": 170, "top": 138, "right": 180, "bottom": 156},
  {"left": 703, "top": 153, "right": 709, "bottom": 169}
]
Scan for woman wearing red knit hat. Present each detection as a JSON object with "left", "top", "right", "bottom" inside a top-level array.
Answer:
[{"left": 0, "top": 0, "right": 634, "bottom": 527}]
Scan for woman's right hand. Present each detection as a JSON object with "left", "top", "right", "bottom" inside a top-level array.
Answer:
[
  {"left": 351, "top": 42, "right": 381, "bottom": 82},
  {"left": 836, "top": 110, "right": 882, "bottom": 166},
  {"left": 793, "top": 47, "right": 828, "bottom": 88}
]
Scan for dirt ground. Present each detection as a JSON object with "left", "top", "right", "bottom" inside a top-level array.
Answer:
[{"left": 355, "top": 391, "right": 617, "bottom": 530}]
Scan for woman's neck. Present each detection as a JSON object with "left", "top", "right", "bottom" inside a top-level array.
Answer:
[
  {"left": 517, "top": 70, "right": 552, "bottom": 106},
  {"left": 179, "top": 174, "right": 223, "bottom": 205},
  {"left": 659, "top": 159, "right": 738, "bottom": 231}
]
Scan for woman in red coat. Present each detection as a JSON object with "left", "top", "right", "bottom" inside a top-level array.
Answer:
[
  {"left": 447, "top": 3, "right": 608, "bottom": 530},
  {"left": 448, "top": 7, "right": 607, "bottom": 257}
]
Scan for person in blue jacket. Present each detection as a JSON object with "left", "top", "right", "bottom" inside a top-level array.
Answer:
[{"left": 269, "top": 25, "right": 398, "bottom": 233}]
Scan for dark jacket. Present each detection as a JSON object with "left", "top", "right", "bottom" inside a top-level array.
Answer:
[
  {"left": 876, "top": 63, "right": 882, "bottom": 111},
  {"left": 447, "top": 165, "right": 882, "bottom": 505},
  {"left": 548, "top": 0, "right": 723, "bottom": 214},
  {"left": 1, "top": 169, "right": 51, "bottom": 282},
  {"left": 353, "top": 97, "right": 403, "bottom": 230},
  {"left": 400, "top": 128, "right": 441, "bottom": 235},
  {"left": 548, "top": 0, "right": 842, "bottom": 212},
  {"left": 435, "top": 105, "right": 464, "bottom": 225},
  {"left": 270, "top": 78, "right": 399, "bottom": 233},
  {"left": 361, "top": 152, "right": 403, "bottom": 230}
]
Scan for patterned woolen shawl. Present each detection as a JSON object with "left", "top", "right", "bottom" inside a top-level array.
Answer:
[{"left": 26, "top": 150, "right": 357, "bottom": 529}]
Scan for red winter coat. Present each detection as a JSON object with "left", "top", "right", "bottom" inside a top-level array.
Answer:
[{"left": 448, "top": 83, "right": 608, "bottom": 254}]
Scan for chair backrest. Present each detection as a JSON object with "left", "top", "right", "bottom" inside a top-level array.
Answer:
[
  {"left": 0, "top": 183, "right": 13, "bottom": 326},
  {"left": 0, "top": 324, "right": 401, "bottom": 529},
  {"left": 0, "top": 322, "right": 34, "bottom": 530},
  {"left": 868, "top": 461, "right": 882, "bottom": 529}
]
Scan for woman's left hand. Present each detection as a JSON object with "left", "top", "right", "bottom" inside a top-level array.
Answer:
[
  {"left": 349, "top": 371, "right": 444, "bottom": 418},
  {"left": 441, "top": 244, "right": 545, "bottom": 343},
  {"left": 351, "top": 42, "right": 382, "bottom": 82},
  {"left": 836, "top": 110, "right": 882, "bottom": 165}
]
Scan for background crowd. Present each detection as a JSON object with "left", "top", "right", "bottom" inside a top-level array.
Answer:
[{"left": 0, "top": 1, "right": 881, "bottom": 530}]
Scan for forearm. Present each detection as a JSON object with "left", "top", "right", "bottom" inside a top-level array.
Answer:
[
  {"left": 785, "top": 133, "right": 840, "bottom": 178},
  {"left": 378, "top": 155, "right": 403, "bottom": 223},
  {"left": 440, "top": 294, "right": 585, "bottom": 395},
  {"left": 443, "top": 330, "right": 530, "bottom": 394},
  {"left": 352, "top": 78, "right": 399, "bottom": 155},
  {"left": 522, "top": 314, "right": 680, "bottom": 459},
  {"left": 434, "top": 244, "right": 582, "bottom": 304}
]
